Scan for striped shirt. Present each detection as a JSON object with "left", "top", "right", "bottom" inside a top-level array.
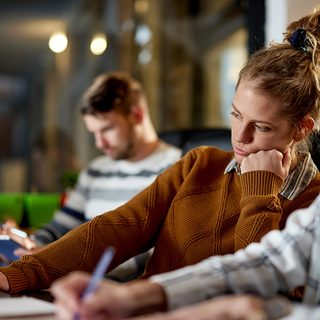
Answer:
[
  {"left": 34, "top": 140, "right": 181, "bottom": 281},
  {"left": 151, "top": 191, "right": 320, "bottom": 310}
]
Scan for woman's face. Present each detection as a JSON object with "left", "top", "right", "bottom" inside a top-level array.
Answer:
[{"left": 231, "top": 80, "right": 297, "bottom": 164}]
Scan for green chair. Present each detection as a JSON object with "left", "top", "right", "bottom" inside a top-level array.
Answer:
[
  {"left": 23, "top": 193, "right": 61, "bottom": 229},
  {"left": 0, "top": 193, "right": 24, "bottom": 225}
]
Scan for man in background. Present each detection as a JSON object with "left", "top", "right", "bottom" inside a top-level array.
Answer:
[{"left": 5, "top": 71, "right": 181, "bottom": 281}]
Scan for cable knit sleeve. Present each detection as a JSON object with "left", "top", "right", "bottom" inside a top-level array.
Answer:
[
  {"left": 0, "top": 156, "right": 189, "bottom": 293},
  {"left": 235, "top": 170, "right": 285, "bottom": 251}
]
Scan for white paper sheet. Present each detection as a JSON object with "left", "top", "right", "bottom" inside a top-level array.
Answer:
[{"left": 0, "top": 296, "right": 56, "bottom": 318}]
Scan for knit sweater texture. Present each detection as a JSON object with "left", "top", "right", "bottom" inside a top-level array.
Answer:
[{"left": 1, "top": 146, "right": 320, "bottom": 293}]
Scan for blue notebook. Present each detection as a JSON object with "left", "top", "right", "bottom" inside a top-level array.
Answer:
[{"left": 0, "top": 235, "right": 23, "bottom": 262}]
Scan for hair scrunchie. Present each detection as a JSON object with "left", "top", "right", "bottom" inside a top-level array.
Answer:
[{"left": 289, "top": 29, "right": 311, "bottom": 52}]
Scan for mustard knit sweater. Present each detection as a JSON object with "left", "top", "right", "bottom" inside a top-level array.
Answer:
[{"left": 2, "top": 147, "right": 320, "bottom": 293}]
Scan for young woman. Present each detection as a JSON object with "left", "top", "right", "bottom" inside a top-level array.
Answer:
[{"left": 0, "top": 7, "right": 320, "bottom": 314}]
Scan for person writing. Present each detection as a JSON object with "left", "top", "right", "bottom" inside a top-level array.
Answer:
[
  {"left": 0, "top": 4, "right": 319, "bottom": 300},
  {"left": 1, "top": 71, "right": 181, "bottom": 281}
]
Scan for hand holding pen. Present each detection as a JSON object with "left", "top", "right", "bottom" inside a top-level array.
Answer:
[
  {"left": 80, "top": 247, "right": 115, "bottom": 300},
  {"left": 52, "top": 247, "right": 122, "bottom": 320}
]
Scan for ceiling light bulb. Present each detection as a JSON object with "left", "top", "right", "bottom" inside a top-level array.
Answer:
[
  {"left": 90, "top": 33, "right": 107, "bottom": 55},
  {"left": 49, "top": 31, "right": 68, "bottom": 53}
]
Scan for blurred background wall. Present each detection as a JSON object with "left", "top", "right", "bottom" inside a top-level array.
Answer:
[{"left": 0, "top": 0, "right": 318, "bottom": 193}]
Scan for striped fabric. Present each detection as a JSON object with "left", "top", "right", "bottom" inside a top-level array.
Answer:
[
  {"left": 224, "top": 151, "right": 318, "bottom": 200},
  {"left": 151, "top": 193, "right": 320, "bottom": 310},
  {"left": 33, "top": 140, "right": 181, "bottom": 281}
]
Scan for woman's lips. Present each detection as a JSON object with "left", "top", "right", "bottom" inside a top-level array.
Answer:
[{"left": 233, "top": 146, "right": 250, "bottom": 157}]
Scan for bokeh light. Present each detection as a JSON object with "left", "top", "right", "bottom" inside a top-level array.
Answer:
[
  {"left": 90, "top": 33, "right": 107, "bottom": 55},
  {"left": 48, "top": 31, "right": 68, "bottom": 53}
]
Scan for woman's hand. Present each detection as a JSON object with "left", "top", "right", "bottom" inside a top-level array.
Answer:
[
  {"left": 241, "top": 149, "right": 291, "bottom": 180},
  {"left": 0, "top": 272, "right": 9, "bottom": 292},
  {"left": 125, "top": 295, "right": 266, "bottom": 320},
  {"left": 51, "top": 272, "right": 167, "bottom": 320}
]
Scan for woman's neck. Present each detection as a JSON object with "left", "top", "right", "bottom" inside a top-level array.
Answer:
[{"left": 289, "top": 150, "right": 300, "bottom": 173}]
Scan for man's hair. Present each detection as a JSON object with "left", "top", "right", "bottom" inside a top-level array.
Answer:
[{"left": 81, "top": 71, "right": 143, "bottom": 116}]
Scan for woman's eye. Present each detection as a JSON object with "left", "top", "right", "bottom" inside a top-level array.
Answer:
[
  {"left": 230, "top": 111, "right": 240, "bottom": 119},
  {"left": 256, "top": 125, "right": 268, "bottom": 132}
]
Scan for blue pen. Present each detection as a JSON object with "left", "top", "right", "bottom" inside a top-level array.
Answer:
[{"left": 74, "top": 247, "right": 115, "bottom": 319}]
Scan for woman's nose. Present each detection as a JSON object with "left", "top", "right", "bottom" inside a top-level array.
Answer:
[{"left": 235, "top": 125, "right": 252, "bottom": 144}]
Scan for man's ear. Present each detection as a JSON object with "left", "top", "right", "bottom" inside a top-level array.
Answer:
[
  {"left": 293, "top": 116, "right": 315, "bottom": 141},
  {"left": 130, "top": 104, "right": 144, "bottom": 124}
]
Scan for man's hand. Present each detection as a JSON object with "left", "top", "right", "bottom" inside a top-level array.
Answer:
[
  {"left": 0, "top": 219, "right": 19, "bottom": 235},
  {"left": 241, "top": 149, "right": 291, "bottom": 180},
  {"left": 0, "top": 219, "right": 37, "bottom": 251},
  {"left": 0, "top": 219, "right": 39, "bottom": 259},
  {"left": 13, "top": 245, "right": 45, "bottom": 258}
]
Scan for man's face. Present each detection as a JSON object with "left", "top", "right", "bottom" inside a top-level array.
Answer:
[{"left": 83, "top": 111, "right": 137, "bottom": 161}]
